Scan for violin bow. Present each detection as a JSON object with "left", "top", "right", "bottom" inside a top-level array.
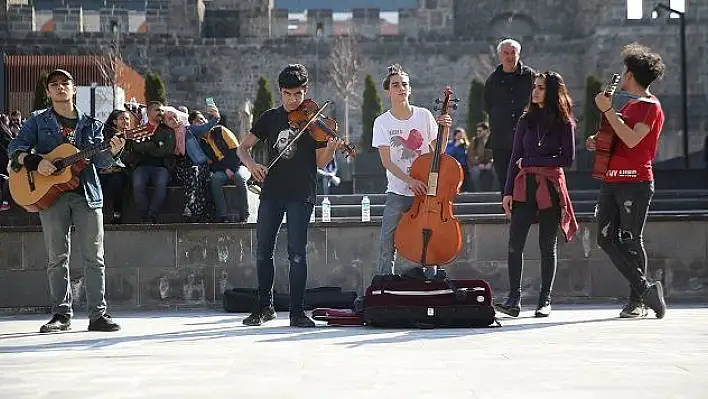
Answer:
[{"left": 265, "top": 101, "right": 331, "bottom": 169}]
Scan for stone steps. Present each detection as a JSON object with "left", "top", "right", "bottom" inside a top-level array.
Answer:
[{"left": 2, "top": 187, "right": 708, "bottom": 226}]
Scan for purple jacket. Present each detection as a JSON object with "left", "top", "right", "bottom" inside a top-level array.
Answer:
[{"left": 504, "top": 114, "right": 576, "bottom": 196}]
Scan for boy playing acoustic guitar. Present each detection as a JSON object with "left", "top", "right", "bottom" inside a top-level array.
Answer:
[
  {"left": 8, "top": 69, "right": 125, "bottom": 333},
  {"left": 586, "top": 43, "right": 667, "bottom": 319}
]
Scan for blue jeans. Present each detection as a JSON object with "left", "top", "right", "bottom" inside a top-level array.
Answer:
[
  {"left": 256, "top": 198, "right": 314, "bottom": 316},
  {"left": 38, "top": 192, "right": 107, "bottom": 322},
  {"left": 132, "top": 166, "right": 170, "bottom": 219},
  {"left": 377, "top": 192, "right": 416, "bottom": 275},
  {"left": 210, "top": 170, "right": 248, "bottom": 220}
]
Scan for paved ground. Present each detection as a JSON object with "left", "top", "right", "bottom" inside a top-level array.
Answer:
[{"left": 0, "top": 305, "right": 706, "bottom": 399}]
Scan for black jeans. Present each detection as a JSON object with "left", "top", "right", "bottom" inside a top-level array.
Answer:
[
  {"left": 595, "top": 181, "right": 654, "bottom": 302},
  {"left": 493, "top": 149, "right": 512, "bottom": 196},
  {"left": 256, "top": 198, "right": 313, "bottom": 316},
  {"left": 507, "top": 175, "right": 561, "bottom": 301},
  {"left": 99, "top": 171, "right": 126, "bottom": 215}
]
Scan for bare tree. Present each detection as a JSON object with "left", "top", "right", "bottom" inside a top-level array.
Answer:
[
  {"left": 94, "top": 24, "right": 124, "bottom": 111},
  {"left": 328, "top": 34, "right": 361, "bottom": 143}
]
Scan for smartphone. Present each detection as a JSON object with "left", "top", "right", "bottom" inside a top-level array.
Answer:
[{"left": 205, "top": 97, "right": 216, "bottom": 108}]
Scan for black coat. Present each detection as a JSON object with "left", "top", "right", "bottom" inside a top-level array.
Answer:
[{"left": 483, "top": 61, "right": 535, "bottom": 151}]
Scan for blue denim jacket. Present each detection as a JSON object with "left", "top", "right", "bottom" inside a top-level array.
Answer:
[
  {"left": 185, "top": 115, "right": 220, "bottom": 165},
  {"left": 8, "top": 107, "right": 114, "bottom": 209}
]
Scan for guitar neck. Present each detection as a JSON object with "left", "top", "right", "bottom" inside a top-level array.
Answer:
[{"left": 54, "top": 141, "right": 112, "bottom": 170}]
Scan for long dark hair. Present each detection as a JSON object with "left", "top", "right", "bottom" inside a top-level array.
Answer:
[
  {"left": 104, "top": 109, "right": 129, "bottom": 140},
  {"left": 525, "top": 71, "right": 574, "bottom": 129}
]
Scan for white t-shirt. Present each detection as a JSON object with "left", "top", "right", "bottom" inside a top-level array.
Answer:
[{"left": 372, "top": 106, "right": 438, "bottom": 196}]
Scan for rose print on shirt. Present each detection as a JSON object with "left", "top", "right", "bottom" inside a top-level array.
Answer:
[{"left": 390, "top": 128, "right": 424, "bottom": 161}]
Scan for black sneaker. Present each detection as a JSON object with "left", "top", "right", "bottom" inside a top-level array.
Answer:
[
  {"left": 39, "top": 314, "right": 71, "bottom": 333},
  {"left": 290, "top": 313, "right": 316, "bottom": 328},
  {"left": 642, "top": 282, "right": 667, "bottom": 319},
  {"left": 619, "top": 301, "right": 648, "bottom": 318},
  {"left": 243, "top": 306, "right": 276, "bottom": 326},
  {"left": 88, "top": 314, "right": 121, "bottom": 332}
]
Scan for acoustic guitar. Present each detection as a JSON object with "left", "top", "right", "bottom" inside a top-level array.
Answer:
[
  {"left": 591, "top": 73, "right": 622, "bottom": 180},
  {"left": 9, "top": 125, "right": 153, "bottom": 212}
]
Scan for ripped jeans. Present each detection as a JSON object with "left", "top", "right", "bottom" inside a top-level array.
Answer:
[
  {"left": 255, "top": 198, "right": 313, "bottom": 316},
  {"left": 595, "top": 181, "right": 654, "bottom": 302}
]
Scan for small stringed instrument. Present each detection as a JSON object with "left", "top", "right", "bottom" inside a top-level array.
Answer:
[
  {"left": 591, "top": 73, "right": 622, "bottom": 180},
  {"left": 393, "top": 87, "right": 464, "bottom": 267},
  {"left": 9, "top": 125, "right": 153, "bottom": 212}
]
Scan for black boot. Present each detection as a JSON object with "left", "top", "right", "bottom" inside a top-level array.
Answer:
[
  {"left": 535, "top": 296, "right": 551, "bottom": 317},
  {"left": 494, "top": 295, "right": 521, "bottom": 317}
]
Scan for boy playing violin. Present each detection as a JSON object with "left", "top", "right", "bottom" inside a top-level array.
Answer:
[
  {"left": 372, "top": 64, "right": 453, "bottom": 275},
  {"left": 237, "top": 64, "right": 344, "bottom": 327}
]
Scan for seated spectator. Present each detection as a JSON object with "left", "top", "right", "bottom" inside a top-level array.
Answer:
[
  {"left": 123, "top": 101, "right": 175, "bottom": 223},
  {"left": 0, "top": 122, "right": 12, "bottom": 211},
  {"left": 162, "top": 106, "right": 214, "bottom": 222},
  {"left": 201, "top": 125, "right": 249, "bottom": 223},
  {"left": 8, "top": 110, "right": 23, "bottom": 137},
  {"left": 99, "top": 109, "right": 132, "bottom": 224},
  {"left": 446, "top": 127, "right": 470, "bottom": 191},
  {"left": 467, "top": 122, "right": 496, "bottom": 192}
]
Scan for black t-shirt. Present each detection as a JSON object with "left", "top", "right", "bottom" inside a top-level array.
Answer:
[
  {"left": 54, "top": 111, "right": 83, "bottom": 193},
  {"left": 55, "top": 112, "right": 78, "bottom": 145},
  {"left": 251, "top": 106, "right": 326, "bottom": 203}
]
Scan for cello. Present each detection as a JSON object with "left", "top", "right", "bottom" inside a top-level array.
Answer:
[{"left": 394, "top": 87, "right": 464, "bottom": 267}]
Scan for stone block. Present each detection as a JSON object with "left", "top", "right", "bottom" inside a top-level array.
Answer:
[
  {"left": 139, "top": 267, "right": 212, "bottom": 306},
  {"left": 589, "top": 259, "right": 630, "bottom": 299},
  {"left": 99, "top": 8, "right": 130, "bottom": 34},
  {"left": 53, "top": 7, "right": 84, "bottom": 36},
  {"left": 0, "top": 232, "right": 23, "bottom": 270},
  {"left": 104, "top": 229, "right": 176, "bottom": 269},
  {"left": 554, "top": 259, "right": 591, "bottom": 298},
  {"left": 176, "top": 227, "right": 252, "bottom": 269},
  {"left": 325, "top": 226, "right": 378, "bottom": 294},
  {"left": 0, "top": 270, "right": 50, "bottom": 308},
  {"left": 666, "top": 259, "right": 708, "bottom": 300},
  {"left": 106, "top": 268, "right": 140, "bottom": 307},
  {"left": 643, "top": 222, "right": 706, "bottom": 264}
]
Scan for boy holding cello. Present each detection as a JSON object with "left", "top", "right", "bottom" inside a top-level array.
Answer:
[
  {"left": 237, "top": 64, "right": 344, "bottom": 328},
  {"left": 372, "top": 64, "right": 453, "bottom": 275}
]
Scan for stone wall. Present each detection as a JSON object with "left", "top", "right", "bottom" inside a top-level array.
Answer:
[
  {"left": 1, "top": 1, "right": 708, "bottom": 159},
  {"left": 1, "top": 215, "right": 706, "bottom": 311}
]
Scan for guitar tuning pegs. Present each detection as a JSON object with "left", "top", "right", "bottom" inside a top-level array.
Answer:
[
  {"left": 434, "top": 99, "right": 442, "bottom": 104},
  {"left": 452, "top": 98, "right": 461, "bottom": 102},
  {"left": 433, "top": 106, "right": 440, "bottom": 111},
  {"left": 452, "top": 104, "right": 458, "bottom": 110}
]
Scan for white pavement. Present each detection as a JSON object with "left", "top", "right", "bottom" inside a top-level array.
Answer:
[{"left": 0, "top": 306, "right": 706, "bottom": 399}]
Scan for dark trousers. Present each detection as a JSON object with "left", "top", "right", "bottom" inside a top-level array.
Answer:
[
  {"left": 507, "top": 175, "right": 561, "bottom": 301},
  {"left": 132, "top": 166, "right": 170, "bottom": 220},
  {"left": 99, "top": 172, "right": 126, "bottom": 215},
  {"left": 595, "top": 181, "right": 654, "bottom": 302},
  {"left": 493, "top": 149, "right": 512, "bottom": 196},
  {"left": 256, "top": 198, "right": 313, "bottom": 316}
]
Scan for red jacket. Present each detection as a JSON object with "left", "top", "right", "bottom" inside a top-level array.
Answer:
[{"left": 512, "top": 166, "right": 579, "bottom": 242}]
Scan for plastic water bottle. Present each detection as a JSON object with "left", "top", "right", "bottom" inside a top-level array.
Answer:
[
  {"left": 321, "top": 197, "right": 331, "bottom": 222},
  {"left": 361, "top": 195, "right": 371, "bottom": 222}
]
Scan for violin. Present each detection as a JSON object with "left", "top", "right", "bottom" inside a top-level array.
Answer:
[
  {"left": 288, "top": 99, "right": 356, "bottom": 158},
  {"left": 246, "top": 99, "right": 356, "bottom": 196},
  {"left": 393, "top": 87, "right": 464, "bottom": 266}
]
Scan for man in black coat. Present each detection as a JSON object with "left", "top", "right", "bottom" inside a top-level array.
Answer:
[{"left": 483, "top": 38, "right": 535, "bottom": 194}]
